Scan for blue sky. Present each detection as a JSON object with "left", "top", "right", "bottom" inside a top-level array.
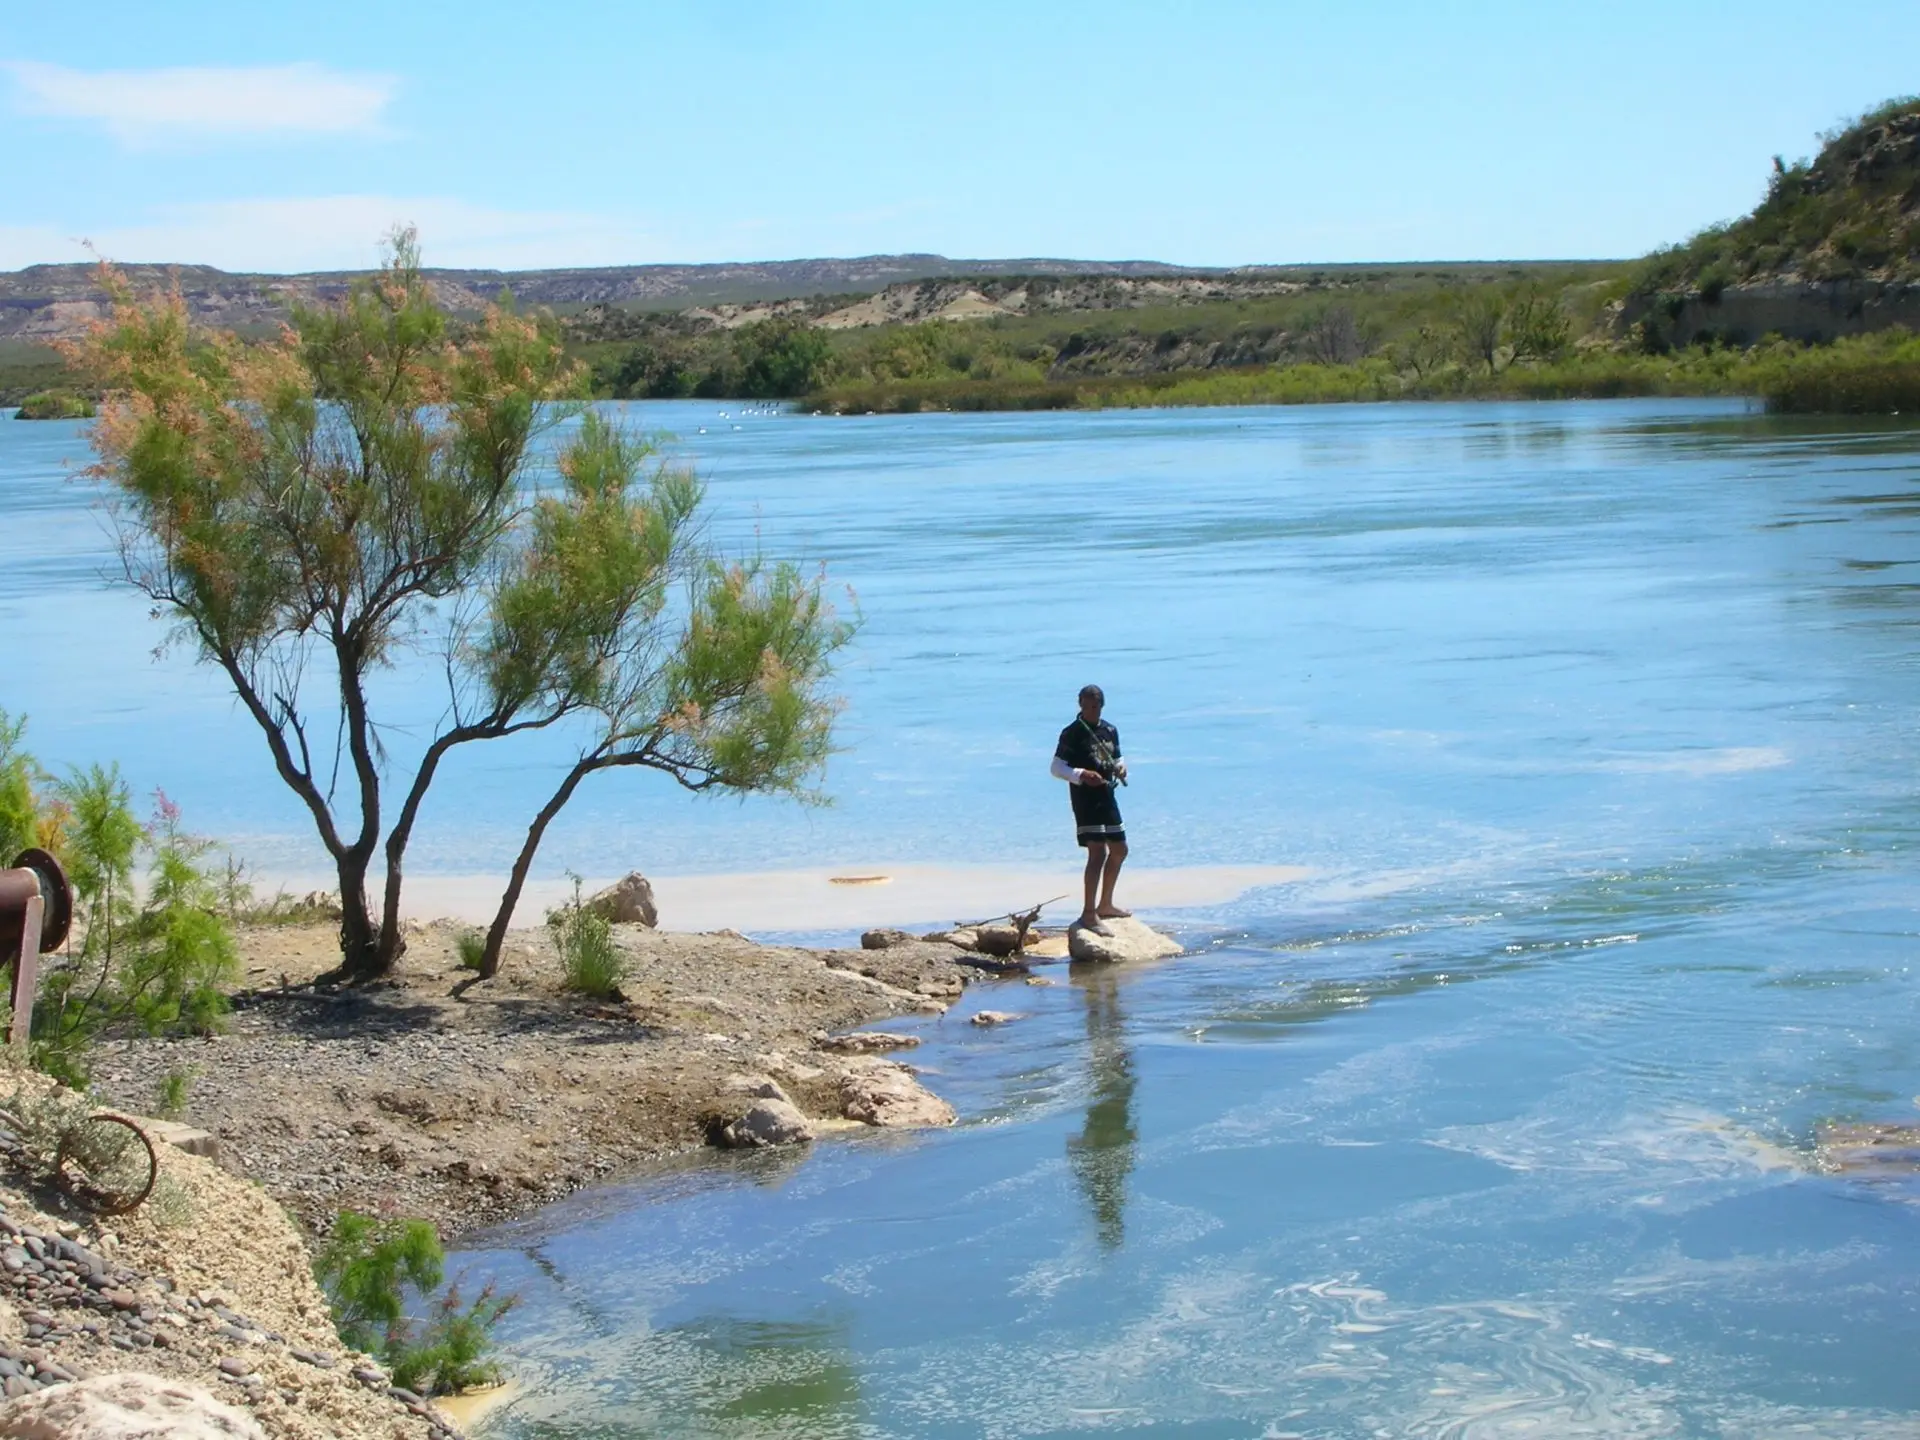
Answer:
[{"left": 4, "top": 1, "right": 1916, "bottom": 274}]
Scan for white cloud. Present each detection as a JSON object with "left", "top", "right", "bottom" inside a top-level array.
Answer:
[
  {"left": 3, "top": 61, "right": 395, "bottom": 145},
  {"left": 0, "top": 196, "right": 671, "bottom": 273}
]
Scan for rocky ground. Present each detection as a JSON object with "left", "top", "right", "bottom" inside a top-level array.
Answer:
[
  {"left": 85, "top": 918, "right": 987, "bottom": 1241},
  {"left": 0, "top": 1073, "right": 451, "bottom": 1440}
]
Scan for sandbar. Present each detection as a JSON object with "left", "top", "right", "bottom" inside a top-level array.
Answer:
[{"left": 279, "top": 861, "right": 1313, "bottom": 935}]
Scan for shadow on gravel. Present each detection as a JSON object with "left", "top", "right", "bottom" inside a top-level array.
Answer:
[{"left": 229, "top": 986, "right": 666, "bottom": 1045}]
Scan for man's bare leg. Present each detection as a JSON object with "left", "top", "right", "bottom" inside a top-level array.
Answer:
[
  {"left": 1078, "top": 843, "right": 1109, "bottom": 930},
  {"left": 1097, "top": 841, "right": 1130, "bottom": 918}
]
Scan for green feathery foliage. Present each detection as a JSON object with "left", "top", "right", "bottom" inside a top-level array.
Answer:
[
  {"left": 32, "top": 781, "right": 238, "bottom": 1085},
  {"left": 0, "top": 711, "right": 39, "bottom": 860},
  {"left": 76, "top": 231, "right": 851, "bottom": 983},
  {"left": 454, "top": 930, "right": 487, "bottom": 972},
  {"left": 315, "top": 1210, "right": 445, "bottom": 1355},
  {"left": 546, "top": 879, "right": 625, "bottom": 998},
  {"left": 314, "top": 1209, "right": 516, "bottom": 1396}
]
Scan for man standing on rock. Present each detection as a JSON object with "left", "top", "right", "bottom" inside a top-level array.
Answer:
[{"left": 1051, "top": 684, "right": 1130, "bottom": 932}]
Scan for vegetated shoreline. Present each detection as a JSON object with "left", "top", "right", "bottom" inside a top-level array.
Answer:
[
  {"left": 795, "top": 332, "right": 1920, "bottom": 417},
  {"left": 81, "top": 914, "right": 989, "bottom": 1245}
]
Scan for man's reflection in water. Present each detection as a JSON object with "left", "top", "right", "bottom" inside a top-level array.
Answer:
[{"left": 1066, "top": 962, "right": 1138, "bottom": 1251}]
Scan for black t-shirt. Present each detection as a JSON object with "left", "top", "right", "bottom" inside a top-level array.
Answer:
[{"left": 1056, "top": 718, "right": 1122, "bottom": 782}]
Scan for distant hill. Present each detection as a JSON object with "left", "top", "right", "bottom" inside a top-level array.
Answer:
[
  {"left": 0, "top": 254, "right": 1209, "bottom": 345},
  {"left": 1626, "top": 97, "right": 1920, "bottom": 345}
]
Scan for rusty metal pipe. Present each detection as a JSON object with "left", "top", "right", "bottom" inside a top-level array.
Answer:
[
  {"left": 0, "top": 849, "right": 70, "bottom": 954},
  {"left": 0, "top": 849, "right": 71, "bottom": 1049}
]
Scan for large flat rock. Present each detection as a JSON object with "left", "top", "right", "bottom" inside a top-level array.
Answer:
[
  {"left": 135, "top": 1118, "right": 221, "bottom": 1165},
  {"left": 839, "top": 1061, "right": 956, "bottom": 1128},
  {"left": 1067, "top": 917, "right": 1182, "bottom": 964},
  {"left": 0, "top": 1372, "right": 266, "bottom": 1439}
]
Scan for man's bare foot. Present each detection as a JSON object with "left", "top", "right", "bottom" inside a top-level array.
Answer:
[
  {"left": 1096, "top": 906, "right": 1132, "bottom": 919},
  {"left": 1074, "top": 913, "right": 1110, "bottom": 934}
]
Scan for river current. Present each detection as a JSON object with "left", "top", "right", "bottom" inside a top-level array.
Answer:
[{"left": 8, "top": 398, "right": 1920, "bottom": 1435}]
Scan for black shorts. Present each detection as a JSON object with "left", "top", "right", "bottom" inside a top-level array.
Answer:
[{"left": 1071, "top": 786, "right": 1125, "bottom": 848}]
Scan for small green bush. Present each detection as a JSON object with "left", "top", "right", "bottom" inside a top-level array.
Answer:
[
  {"left": 547, "top": 878, "right": 626, "bottom": 998},
  {"left": 388, "top": 1281, "right": 517, "bottom": 1395},
  {"left": 0, "top": 719, "right": 242, "bottom": 1085},
  {"left": 0, "top": 712, "right": 39, "bottom": 858},
  {"left": 314, "top": 1209, "right": 516, "bottom": 1395},
  {"left": 454, "top": 931, "right": 486, "bottom": 972},
  {"left": 0, "top": 1085, "right": 149, "bottom": 1201},
  {"left": 315, "top": 1210, "right": 443, "bottom": 1355},
  {"left": 154, "top": 1066, "right": 195, "bottom": 1121}
]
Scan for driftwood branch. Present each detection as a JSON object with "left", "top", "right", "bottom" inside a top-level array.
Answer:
[{"left": 955, "top": 895, "right": 1069, "bottom": 948}]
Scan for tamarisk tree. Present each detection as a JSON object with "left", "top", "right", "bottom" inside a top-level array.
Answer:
[{"left": 78, "top": 232, "right": 849, "bottom": 982}]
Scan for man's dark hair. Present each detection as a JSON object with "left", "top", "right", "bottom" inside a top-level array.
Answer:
[{"left": 1079, "top": 684, "right": 1104, "bottom": 703}]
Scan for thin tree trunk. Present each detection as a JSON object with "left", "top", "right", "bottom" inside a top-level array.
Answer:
[
  {"left": 376, "top": 732, "right": 463, "bottom": 972},
  {"left": 376, "top": 712, "right": 562, "bottom": 972},
  {"left": 479, "top": 760, "right": 598, "bottom": 979},
  {"left": 333, "top": 631, "right": 389, "bottom": 977}
]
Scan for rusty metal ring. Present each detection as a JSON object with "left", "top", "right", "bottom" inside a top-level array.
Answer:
[
  {"left": 9, "top": 849, "right": 72, "bottom": 953},
  {"left": 54, "top": 1113, "right": 157, "bottom": 1216}
]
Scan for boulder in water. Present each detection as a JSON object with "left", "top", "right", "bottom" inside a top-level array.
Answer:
[
  {"left": 840, "top": 1061, "right": 956, "bottom": 1128},
  {"left": 720, "top": 1098, "right": 814, "bottom": 1148},
  {"left": 1068, "top": 916, "right": 1182, "bottom": 964}
]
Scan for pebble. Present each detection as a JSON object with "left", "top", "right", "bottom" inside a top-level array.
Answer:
[{"left": 217, "top": 1356, "right": 252, "bottom": 1378}]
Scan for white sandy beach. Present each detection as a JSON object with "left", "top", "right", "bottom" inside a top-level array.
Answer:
[{"left": 263, "top": 862, "right": 1314, "bottom": 936}]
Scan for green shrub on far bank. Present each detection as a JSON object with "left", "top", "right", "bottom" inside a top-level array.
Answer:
[
  {"left": 315, "top": 1209, "right": 516, "bottom": 1396},
  {"left": 802, "top": 331, "right": 1920, "bottom": 417},
  {"left": 1761, "top": 360, "right": 1920, "bottom": 414},
  {"left": 13, "top": 390, "right": 95, "bottom": 421},
  {"left": 1751, "top": 329, "right": 1920, "bottom": 414}
]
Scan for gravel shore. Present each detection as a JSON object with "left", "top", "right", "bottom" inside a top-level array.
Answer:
[{"left": 88, "top": 918, "right": 977, "bottom": 1240}]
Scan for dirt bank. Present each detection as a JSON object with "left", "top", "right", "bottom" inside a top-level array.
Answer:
[
  {"left": 87, "top": 919, "right": 980, "bottom": 1241},
  {"left": 0, "top": 1073, "right": 452, "bottom": 1440}
]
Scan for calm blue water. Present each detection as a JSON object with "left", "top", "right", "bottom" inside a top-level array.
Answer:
[{"left": 11, "top": 398, "right": 1920, "bottom": 1434}]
